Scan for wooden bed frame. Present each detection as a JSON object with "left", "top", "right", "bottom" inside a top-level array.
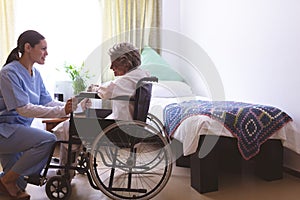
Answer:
[{"left": 171, "top": 135, "right": 283, "bottom": 194}]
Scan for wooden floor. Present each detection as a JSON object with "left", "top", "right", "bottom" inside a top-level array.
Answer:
[{"left": 1, "top": 164, "right": 300, "bottom": 200}]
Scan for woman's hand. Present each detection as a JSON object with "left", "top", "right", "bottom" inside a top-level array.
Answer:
[
  {"left": 64, "top": 97, "right": 78, "bottom": 115},
  {"left": 80, "top": 98, "right": 92, "bottom": 111},
  {"left": 87, "top": 84, "right": 99, "bottom": 92}
]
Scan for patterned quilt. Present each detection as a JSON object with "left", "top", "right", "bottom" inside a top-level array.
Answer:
[{"left": 163, "top": 100, "right": 292, "bottom": 160}]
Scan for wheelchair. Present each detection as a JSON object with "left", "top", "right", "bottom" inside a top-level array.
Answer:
[{"left": 27, "top": 77, "right": 173, "bottom": 200}]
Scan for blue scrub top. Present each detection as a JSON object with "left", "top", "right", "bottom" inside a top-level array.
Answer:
[{"left": 0, "top": 61, "right": 52, "bottom": 138}]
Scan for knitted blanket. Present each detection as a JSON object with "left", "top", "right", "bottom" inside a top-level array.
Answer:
[{"left": 163, "top": 100, "right": 292, "bottom": 160}]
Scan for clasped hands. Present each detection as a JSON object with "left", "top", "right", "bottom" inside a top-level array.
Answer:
[{"left": 64, "top": 84, "right": 99, "bottom": 115}]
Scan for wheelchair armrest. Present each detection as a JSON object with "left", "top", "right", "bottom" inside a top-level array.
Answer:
[
  {"left": 77, "top": 92, "right": 134, "bottom": 102},
  {"left": 110, "top": 96, "right": 135, "bottom": 101},
  {"left": 76, "top": 92, "right": 100, "bottom": 99}
]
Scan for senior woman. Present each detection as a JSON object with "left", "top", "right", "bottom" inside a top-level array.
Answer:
[
  {"left": 55, "top": 42, "right": 150, "bottom": 180},
  {"left": 89, "top": 42, "right": 151, "bottom": 120}
]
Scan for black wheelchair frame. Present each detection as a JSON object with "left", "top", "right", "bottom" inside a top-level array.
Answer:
[{"left": 26, "top": 77, "right": 173, "bottom": 200}]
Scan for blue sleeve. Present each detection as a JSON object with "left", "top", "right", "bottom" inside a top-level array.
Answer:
[{"left": 0, "top": 69, "right": 29, "bottom": 111}]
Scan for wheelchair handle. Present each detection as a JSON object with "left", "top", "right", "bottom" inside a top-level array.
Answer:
[{"left": 136, "top": 76, "right": 158, "bottom": 88}]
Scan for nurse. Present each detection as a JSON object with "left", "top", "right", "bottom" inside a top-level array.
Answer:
[{"left": 0, "top": 30, "right": 76, "bottom": 200}]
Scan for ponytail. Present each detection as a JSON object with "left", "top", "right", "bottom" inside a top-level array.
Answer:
[
  {"left": 3, "top": 47, "right": 20, "bottom": 67},
  {"left": 3, "top": 30, "right": 45, "bottom": 67}
]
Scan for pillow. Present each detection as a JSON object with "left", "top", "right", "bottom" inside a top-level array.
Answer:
[
  {"left": 140, "top": 46, "right": 184, "bottom": 82},
  {"left": 152, "top": 81, "right": 194, "bottom": 98}
]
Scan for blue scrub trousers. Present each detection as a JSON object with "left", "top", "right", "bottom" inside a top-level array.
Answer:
[{"left": 0, "top": 125, "right": 57, "bottom": 190}]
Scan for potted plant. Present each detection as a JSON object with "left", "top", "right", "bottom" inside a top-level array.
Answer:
[{"left": 61, "top": 62, "right": 90, "bottom": 95}]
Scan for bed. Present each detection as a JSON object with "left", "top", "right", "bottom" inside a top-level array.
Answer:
[
  {"left": 141, "top": 46, "right": 300, "bottom": 194},
  {"left": 148, "top": 81, "right": 300, "bottom": 193}
]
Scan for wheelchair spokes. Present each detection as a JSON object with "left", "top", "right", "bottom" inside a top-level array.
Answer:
[
  {"left": 89, "top": 121, "right": 173, "bottom": 200},
  {"left": 46, "top": 176, "right": 72, "bottom": 200}
]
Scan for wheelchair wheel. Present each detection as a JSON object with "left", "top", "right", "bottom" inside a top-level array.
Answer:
[
  {"left": 45, "top": 176, "right": 72, "bottom": 200},
  {"left": 146, "top": 113, "right": 169, "bottom": 141},
  {"left": 77, "top": 150, "right": 90, "bottom": 174},
  {"left": 89, "top": 120, "right": 173, "bottom": 200}
]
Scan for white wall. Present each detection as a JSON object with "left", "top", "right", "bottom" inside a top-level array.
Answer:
[{"left": 162, "top": 0, "right": 300, "bottom": 171}]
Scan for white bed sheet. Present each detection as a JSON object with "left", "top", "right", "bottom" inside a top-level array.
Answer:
[{"left": 149, "top": 96, "right": 300, "bottom": 156}]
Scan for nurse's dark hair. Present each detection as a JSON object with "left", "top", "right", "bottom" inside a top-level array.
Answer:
[{"left": 3, "top": 30, "right": 45, "bottom": 66}]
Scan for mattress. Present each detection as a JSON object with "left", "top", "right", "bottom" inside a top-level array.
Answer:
[{"left": 149, "top": 96, "right": 300, "bottom": 157}]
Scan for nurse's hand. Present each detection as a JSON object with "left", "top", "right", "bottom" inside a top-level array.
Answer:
[{"left": 65, "top": 97, "right": 78, "bottom": 115}]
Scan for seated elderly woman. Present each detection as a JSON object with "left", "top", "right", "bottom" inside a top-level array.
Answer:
[{"left": 54, "top": 42, "right": 150, "bottom": 180}]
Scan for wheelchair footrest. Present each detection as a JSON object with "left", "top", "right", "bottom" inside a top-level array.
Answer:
[
  {"left": 24, "top": 175, "right": 45, "bottom": 186},
  {"left": 51, "top": 157, "right": 60, "bottom": 163},
  {"left": 110, "top": 187, "right": 147, "bottom": 193}
]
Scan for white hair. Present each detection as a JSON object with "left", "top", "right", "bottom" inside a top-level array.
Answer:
[{"left": 108, "top": 42, "right": 141, "bottom": 68}]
